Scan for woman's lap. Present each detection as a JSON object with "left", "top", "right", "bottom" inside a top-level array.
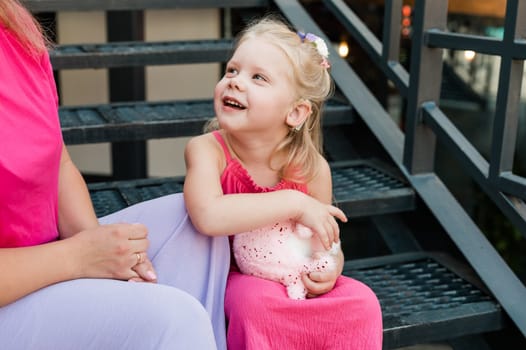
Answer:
[
  {"left": 0, "top": 278, "right": 216, "bottom": 349},
  {"left": 100, "top": 193, "right": 230, "bottom": 348},
  {"left": 0, "top": 194, "right": 230, "bottom": 350}
]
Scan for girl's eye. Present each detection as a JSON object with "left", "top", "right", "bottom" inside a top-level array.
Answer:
[
  {"left": 225, "top": 67, "right": 237, "bottom": 76},
  {"left": 253, "top": 74, "right": 267, "bottom": 81}
]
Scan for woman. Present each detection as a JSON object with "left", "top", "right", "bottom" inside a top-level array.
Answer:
[{"left": 0, "top": 1, "right": 230, "bottom": 348}]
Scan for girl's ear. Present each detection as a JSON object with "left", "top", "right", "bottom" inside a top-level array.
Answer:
[{"left": 286, "top": 99, "right": 312, "bottom": 129}]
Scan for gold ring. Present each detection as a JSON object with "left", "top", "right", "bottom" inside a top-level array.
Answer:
[{"left": 136, "top": 252, "right": 141, "bottom": 265}]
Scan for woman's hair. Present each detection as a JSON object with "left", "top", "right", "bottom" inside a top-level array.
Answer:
[
  {"left": 0, "top": 0, "right": 48, "bottom": 56},
  {"left": 207, "top": 15, "right": 333, "bottom": 183}
]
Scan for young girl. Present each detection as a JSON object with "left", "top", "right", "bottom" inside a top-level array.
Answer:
[
  {"left": 0, "top": 1, "right": 229, "bottom": 348},
  {"left": 184, "top": 16, "right": 383, "bottom": 349}
]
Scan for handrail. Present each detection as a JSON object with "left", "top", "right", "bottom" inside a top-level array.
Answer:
[
  {"left": 323, "top": 0, "right": 409, "bottom": 96},
  {"left": 413, "top": 0, "right": 526, "bottom": 229},
  {"left": 274, "top": 0, "right": 526, "bottom": 337},
  {"left": 422, "top": 103, "right": 526, "bottom": 235}
]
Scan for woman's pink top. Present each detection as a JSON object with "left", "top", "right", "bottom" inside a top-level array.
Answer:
[
  {"left": 0, "top": 25, "right": 62, "bottom": 247},
  {"left": 212, "top": 131, "right": 307, "bottom": 195}
]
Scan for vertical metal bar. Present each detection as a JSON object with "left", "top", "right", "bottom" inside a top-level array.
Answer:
[
  {"left": 382, "top": 0, "right": 402, "bottom": 62},
  {"left": 107, "top": 10, "right": 147, "bottom": 180},
  {"left": 489, "top": 0, "right": 525, "bottom": 182},
  {"left": 403, "top": 0, "right": 447, "bottom": 174}
]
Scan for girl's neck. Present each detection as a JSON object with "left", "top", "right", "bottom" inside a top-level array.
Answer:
[
  {"left": 224, "top": 131, "right": 274, "bottom": 163},
  {"left": 223, "top": 131, "right": 286, "bottom": 187}
]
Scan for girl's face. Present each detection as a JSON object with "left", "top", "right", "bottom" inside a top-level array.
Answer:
[{"left": 214, "top": 37, "right": 297, "bottom": 137}]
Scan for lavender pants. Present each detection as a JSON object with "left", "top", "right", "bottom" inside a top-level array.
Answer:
[{"left": 0, "top": 193, "right": 230, "bottom": 350}]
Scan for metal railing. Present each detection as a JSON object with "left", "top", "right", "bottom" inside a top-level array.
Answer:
[{"left": 275, "top": 0, "right": 526, "bottom": 337}]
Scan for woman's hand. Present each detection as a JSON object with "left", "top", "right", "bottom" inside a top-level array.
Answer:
[
  {"left": 71, "top": 223, "right": 156, "bottom": 281},
  {"left": 129, "top": 253, "right": 157, "bottom": 283}
]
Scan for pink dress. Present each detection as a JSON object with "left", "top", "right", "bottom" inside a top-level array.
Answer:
[{"left": 213, "top": 131, "right": 383, "bottom": 349}]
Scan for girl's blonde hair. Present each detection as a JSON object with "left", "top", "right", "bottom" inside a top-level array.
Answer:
[
  {"left": 207, "top": 15, "right": 333, "bottom": 183},
  {"left": 0, "top": 0, "right": 48, "bottom": 57}
]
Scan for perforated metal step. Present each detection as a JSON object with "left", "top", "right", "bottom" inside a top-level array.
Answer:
[
  {"left": 26, "top": 0, "right": 269, "bottom": 12},
  {"left": 50, "top": 39, "right": 233, "bottom": 69},
  {"left": 60, "top": 98, "right": 354, "bottom": 144},
  {"left": 89, "top": 159, "right": 414, "bottom": 218},
  {"left": 344, "top": 252, "right": 504, "bottom": 349}
]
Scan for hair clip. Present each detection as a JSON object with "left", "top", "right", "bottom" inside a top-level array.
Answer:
[{"left": 298, "top": 31, "right": 331, "bottom": 68}]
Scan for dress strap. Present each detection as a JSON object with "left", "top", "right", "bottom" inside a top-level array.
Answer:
[{"left": 212, "top": 130, "right": 232, "bottom": 162}]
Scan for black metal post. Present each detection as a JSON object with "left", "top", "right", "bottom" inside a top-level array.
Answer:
[
  {"left": 403, "top": 0, "right": 447, "bottom": 174},
  {"left": 107, "top": 10, "right": 147, "bottom": 180},
  {"left": 489, "top": 0, "right": 524, "bottom": 182}
]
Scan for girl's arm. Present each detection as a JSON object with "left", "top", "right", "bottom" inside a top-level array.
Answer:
[
  {"left": 57, "top": 145, "right": 99, "bottom": 239},
  {"left": 302, "top": 155, "right": 346, "bottom": 296},
  {"left": 183, "top": 134, "right": 346, "bottom": 248}
]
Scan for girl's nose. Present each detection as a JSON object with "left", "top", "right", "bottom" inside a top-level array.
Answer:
[{"left": 228, "top": 75, "right": 245, "bottom": 91}]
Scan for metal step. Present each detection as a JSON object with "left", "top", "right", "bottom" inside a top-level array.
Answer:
[
  {"left": 88, "top": 159, "right": 415, "bottom": 218},
  {"left": 50, "top": 39, "right": 233, "bottom": 69},
  {"left": 344, "top": 252, "right": 505, "bottom": 349},
  {"left": 25, "top": 0, "right": 269, "bottom": 13},
  {"left": 60, "top": 98, "right": 355, "bottom": 144}
]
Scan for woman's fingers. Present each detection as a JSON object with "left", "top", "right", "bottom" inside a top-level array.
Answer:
[
  {"left": 131, "top": 255, "right": 157, "bottom": 282},
  {"left": 83, "top": 223, "right": 151, "bottom": 280},
  {"left": 128, "top": 237, "right": 150, "bottom": 256},
  {"left": 127, "top": 223, "right": 148, "bottom": 240}
]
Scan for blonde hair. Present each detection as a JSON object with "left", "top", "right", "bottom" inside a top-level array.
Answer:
[
  {"left": 0, "top": 0, "right": 48, "bottom": 57},
  {"left": 207, "top": 15, "right": 333, "bottom": 183}
]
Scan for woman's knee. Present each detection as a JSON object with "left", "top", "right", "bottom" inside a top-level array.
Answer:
[{"left": 137, "top": 286, "right": 217, "bottom": 348}]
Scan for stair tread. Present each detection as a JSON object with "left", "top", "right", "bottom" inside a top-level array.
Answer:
[
  {"left": 344, "top": 252, "right": 504, "bottom": 348},
  {"left": 60, "top": 98, "right": 354, "bottom": 144},
  {"left": 26, "top": 0, "right": 269, "bottom": 12},
  {"left": 50, "top": 39, "right": 233, "bottom": 69},
  {"left": 88, "top": 159, "right": 415, "bottom": 218}
]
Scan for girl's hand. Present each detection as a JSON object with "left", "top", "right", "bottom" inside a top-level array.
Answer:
[
  {"left": 302, "top": 267, "right": 339, "bottom": 298},
  {"left": 296, "top": 195, "right": 347, "bottom": 250},
  {"left": 71, "top": 223, "right": 152, "bottom": 281},
  {"left": 302, "top": 249, "right": 344, "bottom": 297}
]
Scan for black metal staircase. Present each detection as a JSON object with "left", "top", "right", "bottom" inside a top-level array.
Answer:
[{"left": 24, "top": 0, "right": 526, "bottom": 348}]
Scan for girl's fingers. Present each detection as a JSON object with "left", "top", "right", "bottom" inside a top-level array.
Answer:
[
  {"left": 330, "top": 217, "right": 340, "bottom": 243},
  {"left": 302, "top": 272, "right": 334, "bottom": 297},
  {"left": 315, "top": 218, "right": 339, "bottom": 250},
  {"left": 330, "top": 205, "right": 348, "bottom": 223}
]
